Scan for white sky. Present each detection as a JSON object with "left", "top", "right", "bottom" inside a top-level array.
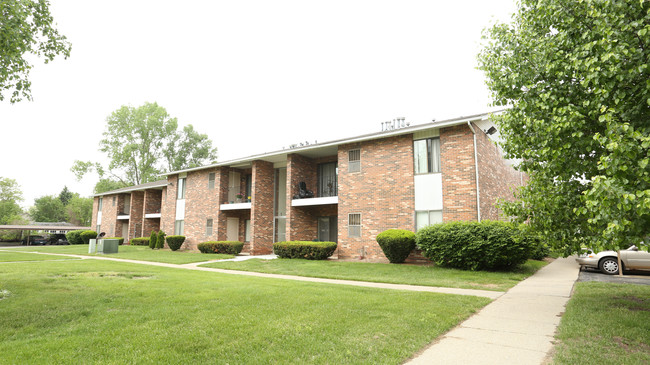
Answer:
[{"left": 0, "top": 0, "right": 516, "bottom": 209}]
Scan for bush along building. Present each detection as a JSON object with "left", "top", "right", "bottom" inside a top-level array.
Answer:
[{"left": 91, "top": 112, "right": 524, "bottom": 261}]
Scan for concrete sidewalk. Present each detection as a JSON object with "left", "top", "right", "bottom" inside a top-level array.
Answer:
[{"left": 407, "top": 257, "right": 579, "bottom": 365}]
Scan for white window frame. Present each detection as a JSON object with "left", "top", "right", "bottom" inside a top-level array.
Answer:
[
  {"left": 208, "top": 172, "right": 215, "bottom": 189},
  {"left": 414, "top": 137, "right": 441, "bottom": 174},
  {"left": 415, "top": 210, "right": 443, "bottom": 231},
  {"left": 175, "top": 219, "right": 185, "bottom": 235},
  {"left": 177, "top": 178, "right": 186, "bottom": 200}
]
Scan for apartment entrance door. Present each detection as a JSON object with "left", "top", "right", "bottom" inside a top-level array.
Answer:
[
  {"left": 227, "top": 217, "right": 239, "bottom": 241},
  {"left": 317, "top": 216, "right": 337, "bottom": 242},
  {"left": 121, "top": 223, "right": 129, "bottom": 240}
]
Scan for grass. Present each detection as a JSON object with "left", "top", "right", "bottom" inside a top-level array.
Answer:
[
  {"left": 200, "top": 258, "right": 548, "bottom": 291},
  {"left": 0, "top": 259, "right": 490, "bottom": 364},
  {"left": 1, "top": 245, "right": 233, "bottom": 264},
  {"left": 0, "top": 251, "right": 80, "bottom": 263},
  {"left": 551, "top": 282, "right": 650, "bottom": 364}
]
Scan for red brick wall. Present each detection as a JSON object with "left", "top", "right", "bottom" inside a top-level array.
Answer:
[
  {"left": 181, "top": 169, "right": 220, "bottom": 250},
  {"left": 475, "top": 125, "right": 524, "bottom": 221},
  {"left": 286, "top": 154, "right": 316, "bottom": 241},
  {"left": 250, "top": 160, "right": 275, "bottom": 254},
  {"left": 440, "top": 124, "right": 479, "bottom": 221},
  {"left": 337, "top": 135, "right": 415, "bottom": 261},
  {"left": 91, "top": 197, "right": 99, "bottom": 230}
]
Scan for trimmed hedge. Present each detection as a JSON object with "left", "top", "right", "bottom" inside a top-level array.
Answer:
[
  {"left": 130, "top": 237, "right": 150, "bottom": 246},
  {"left": 80, "top": 230, "right": 98, "bottom": 245},
  {"left": 66, "top": 230, "right": 84, "bottom": 245},
  {"left": 273, "top": 241, "right": 337, "bottom": 260},
  {"left": 416, "top": 220, "right": 533, "bottom": 271},
  {"left": 104, "top": 237, "right": 125, "bottom": 245},
  {"left": 166, "top": 235, "right": 185, "bottom": 251},
  {"left": 198, "top": 241, "right": 244, "bottom": 255},
  {"left": 376, "top": 229, "right": 416, "bottom": 263}
]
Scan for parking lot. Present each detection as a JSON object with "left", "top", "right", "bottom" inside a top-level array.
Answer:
[{"left": 578, "top": 267, "right": 650, "bottom": 285}]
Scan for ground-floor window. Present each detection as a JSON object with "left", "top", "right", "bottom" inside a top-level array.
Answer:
[
  {"left": 348, "top": 213, "right": 361, "bottom": 238},
  {"left": 415, "top": 210, "right": 442, "bottom": 231},
  {"left": 245, "top": 220, "right": 251, "bottom": 242},
  {"left": 206, "top": 219, "right": 213, "bottom": 236},
  {"left": 175, "top": 220, "right": 185, "bottom": 236}
]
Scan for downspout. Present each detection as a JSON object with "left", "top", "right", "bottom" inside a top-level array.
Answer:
[{"left": 467, "top": 121, "right": 481, "bottom": 222}]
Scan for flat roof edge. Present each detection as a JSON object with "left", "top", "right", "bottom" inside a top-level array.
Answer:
[{"left": 162, "top": 111, "right": 500, "bottom": 176}]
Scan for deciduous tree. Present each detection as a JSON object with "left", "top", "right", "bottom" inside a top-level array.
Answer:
[
  {"left": 0, "top": 0, "right": 71, "bottom": 103},
  {"left": 0, "top": 177, "right": 24, "bottom": 224},
  {"left": 478, "top": 0, "right": 650, "bottom": 254},
  {"left": 72, "top": 102, "right": 217, "bottom": 186}
]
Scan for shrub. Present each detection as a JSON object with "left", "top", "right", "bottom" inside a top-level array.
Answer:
[
  {"left": 166, "top": 235, "right": 185, "bottom": 251},
  {"left": 273, "top": 241, "right": 337, "bottom": 260},
  {"left": 376, "top": 229, "right": 416, "bottom": 263},
  {"left": 416, "top": 220, "right": 533, "bottom": 271},
  {"left": 104, "top": 237, "right": 125, "bottom": 245},
  {"left": 198, "top": 241, "right": 244, "bottom": 255},
  {"left": 66, "top": 230, "right": 84, "bottom": 245},
  {"left": 149, "top": 231, "right": 157, "bottom": 249},
  {"left": 156, "top": 231, "right": 166, "bottom": 249},
  {"left": 79, "top": 230, "right": 98, "bottom": 245},
  {"left": 130, "top": 237, "right": 150, "bottom": 246}
]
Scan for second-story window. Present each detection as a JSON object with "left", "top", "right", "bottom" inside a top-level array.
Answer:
[
  {"left": 208, "top": 173, "right": 215, "bottom": 189},
  {"left": 318, "top": 162, "right": 338, "bottom": 197},
  {"left": 177, "top": 177, "right": 186, "bottom": 199},
  {"left": 348, "top": 149, "right": 361, "bottom": 172},
  {"left": 414, "top": 137, "right": 440, "bottom": 174}
]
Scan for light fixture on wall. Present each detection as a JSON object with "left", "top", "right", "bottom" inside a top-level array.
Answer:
[{"left": 486, "top": 126, "right": 497, "bottom": 135}]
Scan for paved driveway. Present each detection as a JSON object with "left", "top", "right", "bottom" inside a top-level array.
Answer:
[{"left": 578, "top": 267, "right": 650, "bottom": 285}]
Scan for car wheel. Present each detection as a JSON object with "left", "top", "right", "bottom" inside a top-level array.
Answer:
[{"left": 599, "top": 257, "right": 619, "bottom": 275}]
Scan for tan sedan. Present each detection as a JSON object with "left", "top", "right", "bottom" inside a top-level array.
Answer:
[{"left": 576, "top": 245, "right": 650, "bottom": 275}]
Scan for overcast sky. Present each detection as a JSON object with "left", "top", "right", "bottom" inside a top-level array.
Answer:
[{"left": 1, "top": 0, "right": 516, "bottom": 209}]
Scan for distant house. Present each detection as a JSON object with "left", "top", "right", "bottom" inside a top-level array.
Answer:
[{"left": 91, "top": 112, "right": 523, "bottom": 261}]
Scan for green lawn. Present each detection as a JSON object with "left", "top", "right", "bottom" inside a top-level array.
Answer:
[
  {"left": 2, "top": 245, "right": 233, "bottom": 264},
  {"left": 0, "top": 259, "right": 490, "bottom": 364},
  {"left": 551, "top": 282, "right": 650, "bottom": 364},
  {"left": 0, "top": 251, "right": 80, "bottom": 263},
  {"left": 200, "top": 258, "right": 547, "bottom": 291}
]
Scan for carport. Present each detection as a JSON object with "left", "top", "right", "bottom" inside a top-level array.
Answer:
[{"left": 0, "top": 224, "right": 91, "bottom": 245}]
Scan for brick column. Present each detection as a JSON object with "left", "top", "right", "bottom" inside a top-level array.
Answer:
[
  {"left": 129, "top": 191, "right": 144, "bottom": 240},
  {"left": 286, "top": 153, "right": 318, "bottom": 241},
  {"left": 440, "top": 124, "right": 479, "bottom": 221},
  {"left": 250, "top": 160, "right": 274, "bottom": 255}
]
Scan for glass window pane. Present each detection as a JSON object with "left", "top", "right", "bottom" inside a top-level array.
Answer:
[
  {"left": 414, "top": 140, "right": 429, "bottom": 174},
  {"left": 431, "top": 138, "right": 441, "bottom": 173},
  {"left": 429, "top": 210, "right": 443, "bottom": 224},
  {"left": 416, "top": 211, "right": 429, "bottom": 231}
]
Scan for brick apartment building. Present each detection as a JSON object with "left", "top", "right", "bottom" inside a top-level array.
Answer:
[{"left": 91, "top": 112, "right": 524, "bottom": 261}]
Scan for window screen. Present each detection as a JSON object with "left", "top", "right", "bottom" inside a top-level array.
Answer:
[
  {"left": 348, "top": 149, "right": 361, "bottom": 172},
  {"left": 348, "top": 213, "right": 361, "bottom": 237}
]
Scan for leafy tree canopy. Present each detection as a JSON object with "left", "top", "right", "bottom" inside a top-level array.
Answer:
[
  {"left": 478, "top": 0, "right": 650, "bottom": 254},
  {"left": 29, "top": 195, "right": 66, "bottom": 222},
  {"left": 72, "top": 102, "right": 217, "bottom": 186},
  {"left": 0, "top": 177, "right": 24, "bottom": 224},
  {"left": 65, "top": 196, "right": 92, "bottom": 226},
  {"left": 0, "top": 0, "right": 71, "bottom": 103}
]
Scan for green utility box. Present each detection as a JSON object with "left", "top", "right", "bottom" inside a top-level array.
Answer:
[{"left": 97, "top": 239, "right": 119, "bottom": 254}]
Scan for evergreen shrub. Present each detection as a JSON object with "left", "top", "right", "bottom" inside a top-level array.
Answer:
[
  {"left": 166, "top": 235, "right": 185, "bottom": 251},
  {"left": 149, "top": 231, "right": 157, "bottom": 249},
  {"left": 376, "top": 229, "right": 416, "bottom": 263},
  {"left": 156, "top": 231, "right": 166, "bottom": 249}
]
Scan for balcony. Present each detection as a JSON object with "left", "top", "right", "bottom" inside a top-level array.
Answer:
[
  {"left": 292, "top": 196, "right": 338, "bottom": 207},
  {"left": 220, "top": 202, "right": 252, "bottom": 211}
]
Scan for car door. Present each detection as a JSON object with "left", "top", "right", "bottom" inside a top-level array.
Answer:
[{"left": 623, "top": 249, "right": 650, "bottom": 269}]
